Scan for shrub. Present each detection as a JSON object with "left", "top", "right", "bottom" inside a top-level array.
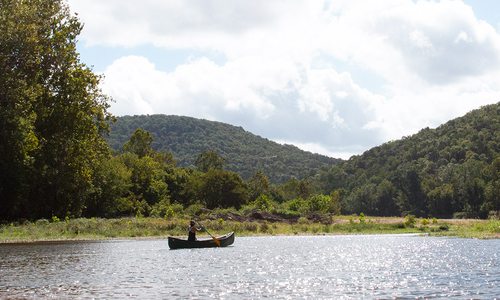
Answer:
[
  {"left": 488, "top": 211, "right": 499, "bottom": 220},
  {"left": 285, "top": 198, "right": 307, "bottom": 214},
  {"left": 359, "top": 213, "right": 366, "bottom": 224},
  {"left": 274, "top": 208, "right": 301, "bottom": 219},
  {"left": 150, "top": 199, "right": 171, "bottom": 218},
  {"left": 404, "top": 214, "right": 416, "bottom": 228},
  {"left": 298, "top": 217, "right": 309, "bottom": 224},
  {"left": 36, "top": 219, "right": 50, "bottom": 226},
  {"left": 260, "top": 223, "right": 270, "bottom": 233},
  {"left": 243, "top": 222, "right": 258, "bottom": 232},
  {"left": 170, "top": 203, "right": 184, "bottom": 215},
  {"left": 252, "top": 194, "right": 275, "bottom": 212},
  {"left": 307, "top": 194, "right": 331, "bottom": 213},
  {"left": 185, "top": 203, "right": 205, "bottom": 217},
  {"left": 439, "top": 224, "right": 449, "bottom": 231},
  {"left": 421, "top": 218, "right": 429, "bottom": 226},
  {"left": 453, "top": 212, "right": 468, "bottom": 219},
  {"left": 488, "top": 220, "right": 500, "bottom": 233},
  {"left": 114, "top": 197, "right": 135, "bottom": 216}
]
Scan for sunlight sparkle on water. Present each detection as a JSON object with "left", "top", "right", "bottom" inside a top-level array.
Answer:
[{"left": 0, "top": 235, "right": 498, "bottom": 298}]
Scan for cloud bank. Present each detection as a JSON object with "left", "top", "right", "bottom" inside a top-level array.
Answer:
[{"left": 69, "top": 0, "right": 500, "bottom": 159}]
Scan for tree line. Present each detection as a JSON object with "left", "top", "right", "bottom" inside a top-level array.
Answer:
[
  {"left": 315, "top": 103, "right": 499, "bottom": 219},
  {"left": 83, "top": 128, "right": 342, "bottom": 219},
  {"left": 0, "top": 0, "right": 336, "bottom": 221},
  {"left": 1, "top": 0, "right": 498, "bottom": 222},
  {"left": 107, "top": 115, "right": 339, "bottom": 183}
]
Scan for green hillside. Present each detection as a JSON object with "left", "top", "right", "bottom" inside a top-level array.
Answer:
[
  {"left": 317, "top": 102, "right": 500, "bottom": 218},
  {"left": 107, "top": 115, "right": 340, "bottom": 183}
]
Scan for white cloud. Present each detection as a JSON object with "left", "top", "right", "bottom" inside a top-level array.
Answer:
[
  {"left": 103, "top": 54, "right": 384, "bottom": 150},
  {"left": 321, "top": 0, "right": 500, "bottom": 85},
  {"left": 70, "top": 0, "right": 500, "bottom": 157}
]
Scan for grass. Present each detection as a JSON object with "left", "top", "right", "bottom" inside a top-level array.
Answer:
[{"left": 0, "top": 216, "right": 498, "bottom": 243}]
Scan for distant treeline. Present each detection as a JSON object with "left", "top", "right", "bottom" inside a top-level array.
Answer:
[
  {"left": 315, "top": 103, "right": 499, "bottom": 218},
  {"left": 0, "top": 0, "right": 498, "bottom": 222},
  {"left": 107, "top": 115, "right": 339, "bottom": 183}
]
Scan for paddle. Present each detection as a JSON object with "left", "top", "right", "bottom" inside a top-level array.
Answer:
[{"left": 196, "top": 221, "right": 221, "bottom": 247}]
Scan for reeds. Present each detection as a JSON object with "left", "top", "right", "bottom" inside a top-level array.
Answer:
[{"left": 0, "top": 217, "right": 498, "bottom": 242}]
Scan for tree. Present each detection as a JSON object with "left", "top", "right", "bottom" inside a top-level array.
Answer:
[
  {"left": 164, "top": 167, "right": 192, "bottom": 205},
  {"left": 0, "top": 0, "right": 111, "bottom": 219},
  {"left": 119, "top": 153, "right": 169, "bottom": 206},
  {"left": 318, "top": 165, "right": 349, "bottom": 193},
  {"left": 247, "top": 171, "right": 271, "bottom": 201},
  {"left": 427, "top": 184, "right": 454, "bottom": 218},
  {"left": 393, "top": 167, "right": 427, "bottom": 216},
  {"left": 198, "top": 169, "right": 247, "bottom": 209},
  {"left": 195, "top": 150, "right": 225, "bottom": 172},
  {"left": 123, "top": 128, "right": 154, "bottom": 158},
  {"left": 307, "top": 194, "right": 339, "bottom": 214},
  {"left": 345, "top": 183, "right": 378, "bottom": 215},
  {"left": 86, "top": 157, "right": 132, "bottom": 217},
  {"left": 483, "top": 157, "right": 500, "bottom": 214},
  {"left": 251, "top": 194, "right": 275, "bottom": 211},
  {"left": 375, "top": 180, "right": 399, "bottom": 216},
  {"left": 329, "top": 190, "right": 342, "bottom": 215}
]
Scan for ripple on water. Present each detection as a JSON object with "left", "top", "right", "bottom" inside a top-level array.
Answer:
[{"left": 0, "top": 236, "right": 499, "bottom": 298}]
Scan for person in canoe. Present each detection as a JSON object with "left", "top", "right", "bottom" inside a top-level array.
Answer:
[{"left": 188, "top": 220, "right": 204, "bottom": 241}]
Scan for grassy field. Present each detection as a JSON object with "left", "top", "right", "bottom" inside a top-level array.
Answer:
[{"left": 1, "top": 215, "right": 498, "bottom": 243}]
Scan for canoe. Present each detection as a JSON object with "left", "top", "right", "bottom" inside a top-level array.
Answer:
[{"left": 168, "top": 232, "right": 235, "bottom": 249}]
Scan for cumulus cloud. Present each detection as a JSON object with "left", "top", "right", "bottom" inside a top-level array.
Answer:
[
  {"left": 372, "top": 0, "right": 500, "bottom": 84},
  {"left": 102, "top": 55, "right": 384, "bottom": 157},
  {"left": 70, "top": 0, "right": 500, "bottom": 158}
]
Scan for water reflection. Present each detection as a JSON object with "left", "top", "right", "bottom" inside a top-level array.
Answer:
[{"left": 0, "top": 235, "right": 498, "bottom": 298}]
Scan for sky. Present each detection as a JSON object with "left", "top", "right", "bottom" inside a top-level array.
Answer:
[{"left": 67, "top": 0, "right": 500, "bottom": 159}]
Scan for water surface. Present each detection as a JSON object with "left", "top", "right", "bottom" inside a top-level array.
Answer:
[{"left": 0, "top": 235, "right": 498, "bottom": 299}]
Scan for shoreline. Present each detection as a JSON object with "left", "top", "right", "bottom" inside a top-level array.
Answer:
[
  {"left": 1, "top": 216, "right": 498, "bottom": 244},
  {"left": 0, "top": 232, "right": 434, "bottom": 245}
]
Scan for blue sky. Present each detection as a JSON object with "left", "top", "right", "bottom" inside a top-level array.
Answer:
[{"left": 69, "top": 0, "right": 500, "bottom": 159}]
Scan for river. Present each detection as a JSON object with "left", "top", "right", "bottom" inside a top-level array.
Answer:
[{"left": 0, "top": 234, "right": 498, "bottom": 299}]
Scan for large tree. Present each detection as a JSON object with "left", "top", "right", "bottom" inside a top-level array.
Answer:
[
  {"left": 0, "top": 0, "right": 111, "bottom": 219},
  {"left": 198, "top": 169, "right": 248, "bottom": 209}
]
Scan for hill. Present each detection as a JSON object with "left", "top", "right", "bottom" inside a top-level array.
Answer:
[
  {"left": 107, "top": 115, "right": 340, "bottom": 183},
  {"left": 317, "top": 102, "right": 500, "bottom": 218}
]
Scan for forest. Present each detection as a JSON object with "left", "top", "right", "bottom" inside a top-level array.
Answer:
[
  {"left": 315, "top": 103, "right": 499, "bottom": 219},
  {"left": 1, "top": 0, "right": 498, "bottom": 222},
  {"left": 107, "top": 115, "right": 339, "bottom": 183}
]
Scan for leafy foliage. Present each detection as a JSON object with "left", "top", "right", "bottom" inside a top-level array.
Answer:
[
  {"left": 195, "top": 150, "right": 225, "bottom": 172},
  {"left": 0, "top": 0, "right": 111, "bottom": 220},
  {"left": 1, "top": 1, "right": 497, "bottom": 221},
  {"left": 317, "top": 103, "right": 500, "bottom": 218},
  {"left": 123, "top": 128, "right": 154, "bottom": 158},
  {"left": 107, "top": 115, "right": 340, "bottom": 183},
  {"left": 195, "top": 169, "right": 248, "bottom": 209}
]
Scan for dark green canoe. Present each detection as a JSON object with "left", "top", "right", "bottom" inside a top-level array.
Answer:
[{"left": 168, "top": 232, "right": 235, "bottom": 249}]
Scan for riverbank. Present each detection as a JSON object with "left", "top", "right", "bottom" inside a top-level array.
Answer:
[{"left": 1, "top": 215, "right": 498, "bottom": 243}]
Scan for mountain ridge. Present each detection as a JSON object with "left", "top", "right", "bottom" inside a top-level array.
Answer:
[
  {"left": 107, "top": 115, "right": 341, "bottom": 183},
  {"left": 316, "top": 102, "right": 499, "bottom": 217}
]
